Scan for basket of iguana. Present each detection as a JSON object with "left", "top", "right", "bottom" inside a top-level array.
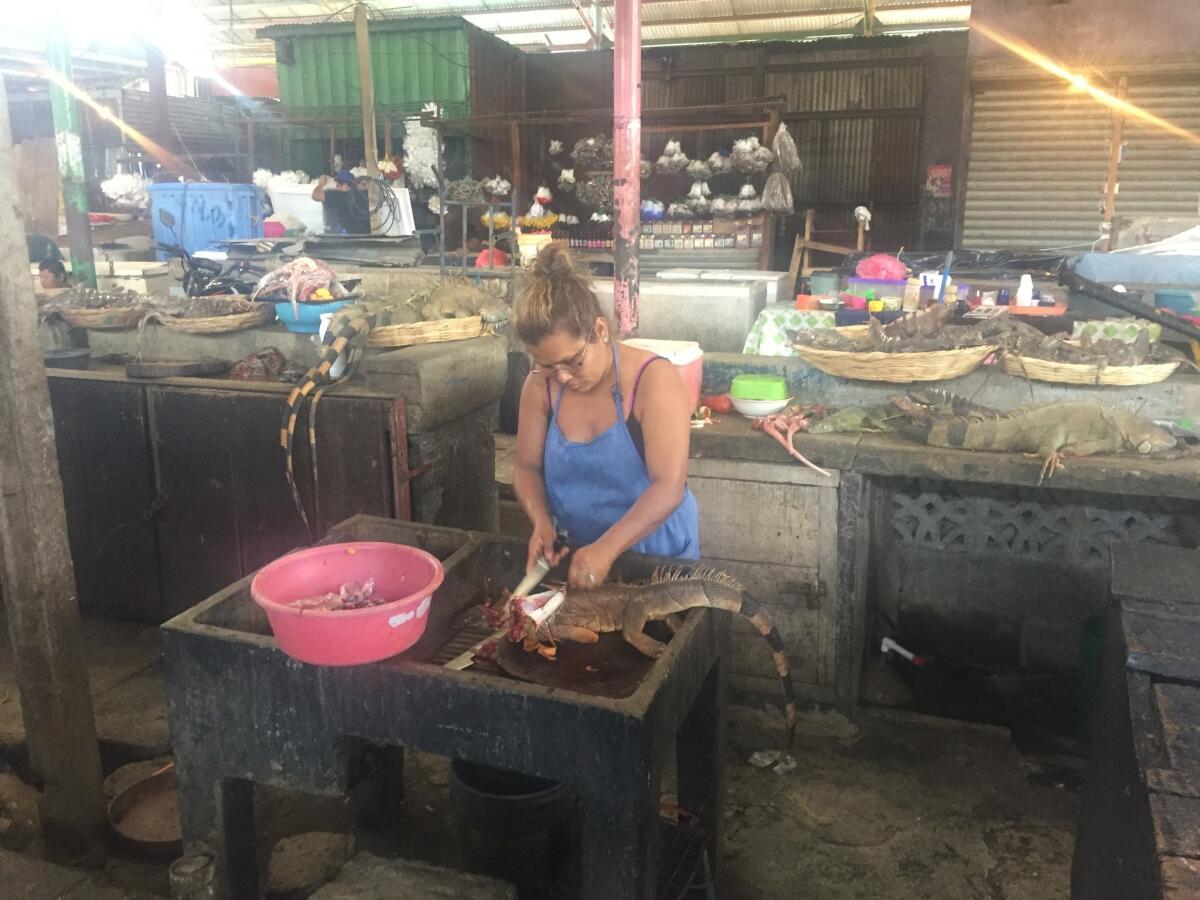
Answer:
[
  {"left": 366, "top": 280, "right": 509, "bottom": 349},
  {"left": 1000, "top": 330, "right": 1185, "bottom": 386},
  {"left": 789, "top": 306, "right": 1007, "bottom": 383},
  {"left": 140, "top": 296, "right": 276, "bottom": 334},
  {"left": 44, "top": 287, "right": 148, "bottom": 330}
]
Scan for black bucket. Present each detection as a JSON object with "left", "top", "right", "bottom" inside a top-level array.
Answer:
[{"left": 450, "top": 760, "right": 576, "bottom": 898}]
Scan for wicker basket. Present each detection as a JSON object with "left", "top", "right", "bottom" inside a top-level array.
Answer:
[
  {"left": 1000, "top": 352, "right": 1182, "bottom": 386},
  {"left": 142, "top": 304, "right": 275, "bottom": 335},
  {"left": 792, "top": 344, "right": 997, "bottom": 382},
  {"left": 367, "top": 316, "right": 486, "bottom": 349},
  {"left": 61, "top": 306, "right": 143, "bottom": 330}
]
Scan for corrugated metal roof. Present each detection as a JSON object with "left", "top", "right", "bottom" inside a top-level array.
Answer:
[{"left": 199, "top": 0, "right": 972, "bottom": 61}]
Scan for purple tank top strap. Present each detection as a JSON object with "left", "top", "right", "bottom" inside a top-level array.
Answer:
[{"left": 627, "top": 355, "right": 665, "bottom": 415}]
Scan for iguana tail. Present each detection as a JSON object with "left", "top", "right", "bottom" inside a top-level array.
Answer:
[
  {"left": 280, "top": 307, "right": 373, "bottom": 537},
  {"left": 651, "top": 567, "right": 798, "bottom": 747}
]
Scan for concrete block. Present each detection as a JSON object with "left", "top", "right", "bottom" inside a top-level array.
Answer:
[
  {"left": 368, "top": 336, "right": 507, "bottom": 434},
  {"left": 310, "top": 853, "right": 517, "bottom": 900},
  {"left": 594, "top": 279, "right": 766, "bottom": 352},
  {"left": 87, "top": 322, "right": 323, "bottom": 368},
  {"left": 409, "top": 403, "right": 499, "bottom": 532}
]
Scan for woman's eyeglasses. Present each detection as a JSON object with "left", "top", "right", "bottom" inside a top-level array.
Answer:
[{"left": 530, "top": 331, "right": 593, "bottom": 376}]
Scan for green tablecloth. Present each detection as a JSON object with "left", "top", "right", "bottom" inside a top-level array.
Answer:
[{"left": 742, "top": 308, "right": 835, "bottom": 356}]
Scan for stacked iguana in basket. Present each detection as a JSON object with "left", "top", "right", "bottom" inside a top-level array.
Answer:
[
  {"left": 1000, "top": 326, "right": 1189, "bottom": 386},
  {"left": 789, "top": 305, "right": 1015, "bottom": 383},
  {"left": 40, "top": 286, "right": 150, "bottom": 330},
  {"left": 141, "top": 294, "right": 276, "bottom": 335}
]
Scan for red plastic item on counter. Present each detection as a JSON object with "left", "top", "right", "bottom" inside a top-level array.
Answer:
[
  {"left": 251, "top": 542, "right": 444, "bottom": 666},
  {"left": 854, "top": 253, "right": 908, "bottom": 281}
]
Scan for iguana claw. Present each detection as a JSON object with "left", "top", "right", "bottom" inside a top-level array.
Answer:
[{"left": 1036, "top": 451, "right": 1064, "bottom": 484}]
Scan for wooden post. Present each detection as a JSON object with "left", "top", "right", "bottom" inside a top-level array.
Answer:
[
  {"left": 355, "top": 3, "right": 379, "bottom": 177},
  {"left": 509, "top": 122, "right": 524, "bottom": 206},
  {"left": 856, "top": 218, "right": 866, "bottom": 251},
  {"left": 1100, "top": 76, "right": 1128, "bottom": 252},
  {"left": 354, "top": 2, "right": 382, "bottom": 233},
  {"left": 383, "top": 116, "right": 393, "bottom": 161},
  {"left": 0, "top": 86, "right": 106, "bottom": 851},
  {"left": 801, "top": 207, "right": 815, "bottom": 276},
  {"left": 329, "top": 127, "right": 336, "bottom": 169},
  {"left": 763, "top": 108, "right": 780, "bottom": 146},
  {"left": 144, "top": 42, "right": 170, "bottom": 148}
]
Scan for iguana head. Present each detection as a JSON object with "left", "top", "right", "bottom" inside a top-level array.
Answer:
[{"left": 1113, "top": 412, "right": 1178, "bottom": 454}]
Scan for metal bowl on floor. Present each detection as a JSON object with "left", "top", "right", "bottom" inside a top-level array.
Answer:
[{"left": 107, "top": 766, "right": 182, "bottom": 857}]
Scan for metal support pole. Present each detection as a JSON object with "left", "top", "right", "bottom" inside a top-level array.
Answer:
[
  {"left": 612, "top": 0, "right": 641, "bottom": 336},
  {"left": 45, "top": 32, "right": 96, "bottom": 288}
]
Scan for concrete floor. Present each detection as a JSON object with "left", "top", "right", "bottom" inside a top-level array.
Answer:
[{"left": 0, "top": 581, "right": 1080, "bottom": 900}]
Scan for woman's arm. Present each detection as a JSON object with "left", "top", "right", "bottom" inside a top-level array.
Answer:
[
  {"left": 512, "top": 372, "right": 567, "bottom": 571},
  {"left": 569, "top": 361, "right": 691, "bottom": 586}
]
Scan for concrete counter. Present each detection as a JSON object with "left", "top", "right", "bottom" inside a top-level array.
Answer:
[
  {"left": 701, "top": 351, "right": 1200, "bottom": 424},
  {"left": 682, "top": 411, "right": 1200, "bottom": 707}
]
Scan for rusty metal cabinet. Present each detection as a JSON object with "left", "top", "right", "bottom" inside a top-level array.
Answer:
[{"left": 48, "top": 372, "right": 410, "bottom": 621}]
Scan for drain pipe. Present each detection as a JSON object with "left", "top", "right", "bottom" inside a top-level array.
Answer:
[{"left": 612, "top": 0, "right": 641, "bottom": 336}]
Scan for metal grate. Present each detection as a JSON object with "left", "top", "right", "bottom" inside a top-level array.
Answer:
[
  {"left": 656, "top": 818, "right": 715, "bottom": 900},
  {"left": 429, "top": 614, "right": 496, "bottom": 666}
]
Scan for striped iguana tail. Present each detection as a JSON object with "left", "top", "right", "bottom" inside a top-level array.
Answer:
[
  {"left": 650, "top": 567, "right": 799, "bottom": 747},
  {"left": 280, "top": 306, "right": 375, "bottom": 536}
]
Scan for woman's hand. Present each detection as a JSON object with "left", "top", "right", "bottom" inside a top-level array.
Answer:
[
  {"left": 527, "top": 518, "right": 567, "bottom": 574},
  {"left": 568, "top": 541, "right": 617, "bottom": 591}
]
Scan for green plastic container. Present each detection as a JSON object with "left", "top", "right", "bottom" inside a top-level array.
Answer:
[{"left": 730, "top": 374, "right": 788, "bottom": 401}]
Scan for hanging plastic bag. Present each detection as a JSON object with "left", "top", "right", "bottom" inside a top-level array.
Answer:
[
  {"left": 772, "top": 123, "right": 801, "bottom": 174},
  {"left": 762, "top": 171, "right": 794, "bottom": 213}
]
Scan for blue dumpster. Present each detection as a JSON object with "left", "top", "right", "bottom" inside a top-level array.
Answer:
[{"left": 150, "top": 183, "right": 265, "bottom": 257}]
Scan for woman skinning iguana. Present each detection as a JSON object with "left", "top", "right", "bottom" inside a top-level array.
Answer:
[{"left": 512, "top": 242, "right": 700, "bottom": 590}]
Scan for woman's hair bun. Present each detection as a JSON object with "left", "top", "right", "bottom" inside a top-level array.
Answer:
[
  {"left": 514, "top": 241, "right": 605, "bottom": 344},
  {"left": 532, "top": 241, "right": 575, "bottom": 280}
]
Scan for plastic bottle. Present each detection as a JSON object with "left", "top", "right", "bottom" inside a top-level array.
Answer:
[
  {"left": 1016, "top": 274, "right": 1034, "bottom": 307},
  {"left": 902, "top": 277, "right": 921, "bottom": 312}
]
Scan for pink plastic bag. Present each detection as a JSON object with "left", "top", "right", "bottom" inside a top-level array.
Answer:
[{"left": 855, "top": 254, "right": 908, "bottom": 281}]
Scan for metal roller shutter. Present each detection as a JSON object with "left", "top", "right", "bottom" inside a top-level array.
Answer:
[
  {"left": 1114, "top": 79, "right": 1200, "bottom": 221},
  {"left": 962, "top": 81, "right": 1110, "bottom": 251}
]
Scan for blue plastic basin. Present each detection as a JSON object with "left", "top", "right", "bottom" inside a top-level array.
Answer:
[{"left": 274, "top": 299, "right": 349, "bottom": 334}]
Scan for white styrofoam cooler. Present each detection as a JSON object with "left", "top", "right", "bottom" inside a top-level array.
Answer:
[
  {"left": 595, "top": 279, "right": 767, "bottom": 353},
  {"left": 656, "top": 269, "right": 792, "bottom": 306}
]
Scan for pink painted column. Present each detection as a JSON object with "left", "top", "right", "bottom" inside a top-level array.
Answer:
[{"left": 612, "top": 0, "right": 642, "bottom": 335}]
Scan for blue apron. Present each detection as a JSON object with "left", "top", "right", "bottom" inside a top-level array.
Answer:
[{"left": 544, "top": 345, "right": 700, "bottom": 560}]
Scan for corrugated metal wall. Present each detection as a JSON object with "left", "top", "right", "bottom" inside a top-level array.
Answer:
[
  {"left": 274, "top": 24, "right": 471, "bottom": 116},
  {"left": 962, "top": 82, "right": 1111, "bottom": 250},
  {"left": 963, "top": 74, "right": 1200, "bottom": 250},
  {"left": 1115, "top": 79, "right": 1200, "bottom": 220}
]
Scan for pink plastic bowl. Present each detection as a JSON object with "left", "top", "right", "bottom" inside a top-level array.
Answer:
[{"left": 251, "top": 542, "right": 445, "bottom": 666}]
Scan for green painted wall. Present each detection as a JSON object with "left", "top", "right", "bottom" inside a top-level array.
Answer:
[{"left": 275, "top": 23, "right": 471, "bottom": 117}]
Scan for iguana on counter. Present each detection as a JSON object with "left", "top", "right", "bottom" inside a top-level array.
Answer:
[
  {"left": 887, "top": 390, "right": 1178, "bottom": 483},
  {"left": 280, "top": 292, "right": 512, "bottom": 534},
  {"left": 510, "top": 567, "right": 798, "bottom": 745}
]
